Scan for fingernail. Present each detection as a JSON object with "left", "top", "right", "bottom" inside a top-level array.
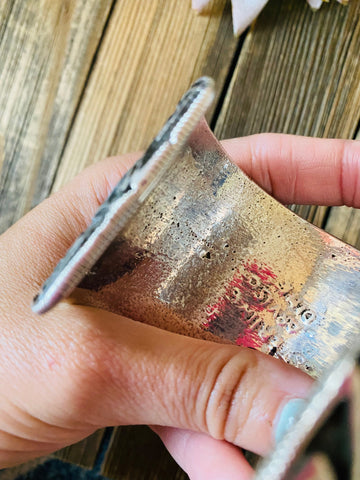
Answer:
[{"left": 274, "top": 398, "right": 307, "bottom": 444}]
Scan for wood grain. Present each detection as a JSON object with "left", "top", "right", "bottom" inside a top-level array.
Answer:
[
  {"left": 54, "top": 430, "right": 105, "bottom": 469},
  {"left": 0, "top": 0, "right": 114, "bottom": 232},
  {"left": 1, "top": 0, "right": 359, "bottom": 478},
  {"left": 101, "top": 426, "right": 188, "bottom": 480},
  {"left": 0, "top": 0, "right": 114, "bottom": 471},
  {"left": 52, "top": 0, "right": 238, "bottom": 191},
  {"left": 325, "top": 205, "right": 360, "bottom": 249},
  {"left": 215, "top": 0, "right": 360, "bottom": 139},
  {"left": 213, "top": 0, "right": 360, "bottom": 225}
]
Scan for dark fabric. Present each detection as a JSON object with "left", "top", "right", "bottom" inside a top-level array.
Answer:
[{"left": 12, "top": 459, "right": 109, "bottom": 480}]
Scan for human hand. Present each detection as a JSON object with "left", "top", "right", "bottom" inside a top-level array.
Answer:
[{"left": 0, "top": 133, "right": 359, "bottom": 478}]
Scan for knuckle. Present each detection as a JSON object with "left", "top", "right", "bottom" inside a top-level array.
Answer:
[{"left": 204, "top": 349, "right": 260, "bottom": 443}]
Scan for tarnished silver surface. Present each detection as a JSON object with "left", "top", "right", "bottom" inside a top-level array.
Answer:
[
  {"left": 68, "top": 118, "right": 359, "bottom": 380},
  {"left": 33, "top": 78, "right": 360, "bottom": 477},
  {"left": 255, "top": 344, "right": 360, "bottom": 479}
]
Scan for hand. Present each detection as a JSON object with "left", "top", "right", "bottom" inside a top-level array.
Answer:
[{"left": 0, "top": 133, "right": 358, "bottom": 479}]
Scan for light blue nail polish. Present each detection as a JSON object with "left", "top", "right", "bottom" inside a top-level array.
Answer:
[{"left": 274, "top": 398, "right": 307, "bottom": 444}]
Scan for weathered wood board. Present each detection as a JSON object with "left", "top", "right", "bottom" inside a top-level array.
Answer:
[
  {"left": 101, "top": 426, "right": 188, "bottom": 480},
  {"left": 52, "top": 0, "right": 238, "bottom": 191},
  {"left": 0, "top": 0, "right": 359, "bottom": 478},
  {"left": 54, "top": 429, "right": 105, "bottom": 469},
  {"left": 215, "top": 0, "right": 360, "bottom": 140},
  {"left": 0, "top": 0, "right": 114, "bottom": 232}
]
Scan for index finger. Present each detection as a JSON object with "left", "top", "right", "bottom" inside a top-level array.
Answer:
[{"left": 222, "top": 134, "right": 360, "bottom": 207}]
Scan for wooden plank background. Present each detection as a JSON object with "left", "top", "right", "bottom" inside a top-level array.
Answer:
[{"left": 0, "top": 0, "right": 359, "bottom": 478}]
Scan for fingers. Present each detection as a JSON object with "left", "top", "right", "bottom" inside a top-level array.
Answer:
[
  {"left": 35, "top": 305, "right": 312, "bottom": 457},
  {"left": 152, "top": 426, "right": 254, "bottom": 480},
  {"left": 222, "top": 134, "right": 360, "bottom": 207}
]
